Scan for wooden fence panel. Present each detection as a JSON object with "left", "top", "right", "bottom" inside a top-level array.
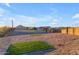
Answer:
[
  {"left": 68, "top": 28, "right": 74, "bottom": 35},
  {"left": 74, "top": 28, "right": 79, "bottom": 35},
  {"left": 61, "top": 28, "right": 67, "bottom": 34},
  {"left": 61, "top": 27, "right": 79, "bottom": 36}
]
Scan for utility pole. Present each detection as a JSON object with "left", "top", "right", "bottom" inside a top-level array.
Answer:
[{"left": 11, "top": 18, "right": 13, "bottom": 30}]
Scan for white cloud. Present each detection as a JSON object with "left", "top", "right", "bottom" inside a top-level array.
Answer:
[
  {"left": 0, "top": 15, "right": 60, "bottom": 27},
  {"left": 11, "top": 15, "right": 60, "bottom": 27},
  {"left": 5, "top": 3, "right": 11, "bottom": 7},
  {"left": 71, "top": 20, "right": 79, "bottom": 27},
  {"left": 71, "top": 13, "right": 79, "bottom": 26},
  {"left": 9, "top": 17, "right": 15, "bottom": 21},
  {"left": 12, "top": 15, "right": 38, "bottom": 26},
  {"left": 52, "top": 19, "right": 58, "bottom": 22},
  {"left": 51, "top": 22, "right": 57, "bottom": 25},
  {"left": 49, "top": 19, "right": 59, "bottom": 27},
  {"left": 15, "top": 15, "right": 53, "bottom": 22},
  {"left": 72, "top": 13, "right": 79, "bottom": 19},
  {"left": 74, "top": 20, "right": 79, "bottom": 24},
  {"left": 0, "top": 9, "right": 61, "bottom": 27}
]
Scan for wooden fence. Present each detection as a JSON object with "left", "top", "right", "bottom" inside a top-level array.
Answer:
[{"left": 61, "top": 27, "right": 79, "bottom": 35}]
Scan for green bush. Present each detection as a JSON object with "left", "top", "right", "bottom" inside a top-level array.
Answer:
[{"left": 6, "top": 41, "right": 54, "bottom": 55}]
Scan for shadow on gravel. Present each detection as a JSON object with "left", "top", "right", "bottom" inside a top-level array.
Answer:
[{"left": 23, "top": 48, "right": 56, "bottom": 55}]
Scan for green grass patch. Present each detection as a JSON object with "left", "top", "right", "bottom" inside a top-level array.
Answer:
[{"left": 6, "top": 41, "right": 54, "bottom": 55}]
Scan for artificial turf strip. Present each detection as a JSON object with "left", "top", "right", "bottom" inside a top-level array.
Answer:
[{"left": 6, "top": 41, "right": 54, "bottom": 55}]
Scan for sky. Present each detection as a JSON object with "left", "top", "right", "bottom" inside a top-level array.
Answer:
[{"left": 0, "top": 3, "right": 79, "bottom": 27}]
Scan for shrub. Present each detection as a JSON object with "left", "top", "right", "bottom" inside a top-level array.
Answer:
[{"left": 0, "top": 26, "right": 11, "bottom": 37}]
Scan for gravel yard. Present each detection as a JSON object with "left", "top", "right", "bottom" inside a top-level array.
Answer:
[{"left": 0, "top": 31, "right": 79, "bottom": 55}]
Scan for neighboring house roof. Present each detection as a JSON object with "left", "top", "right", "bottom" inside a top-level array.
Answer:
[{"left": 16, "top": 25, "right": 26, "bottom": 29}]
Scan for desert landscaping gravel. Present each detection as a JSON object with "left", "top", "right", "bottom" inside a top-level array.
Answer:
[{"left": 0, "top": 33, "right": 79, "bottom": 55}]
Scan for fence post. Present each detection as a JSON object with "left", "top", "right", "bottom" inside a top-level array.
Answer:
[
  {"left": 67, "top": 27, "right": 68, "bottom": 34},
  {"left": 73, "top": 27, "right": 74, "bottom": 35}
]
